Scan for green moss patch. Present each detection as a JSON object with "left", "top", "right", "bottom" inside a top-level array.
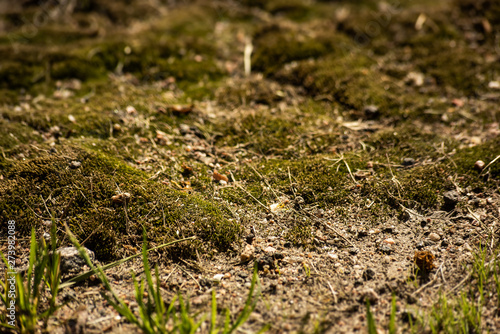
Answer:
[{"left": 0, "top": 146, "right": 241, "bottom": 261}]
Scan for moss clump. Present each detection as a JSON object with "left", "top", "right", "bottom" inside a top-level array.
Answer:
[
  {"left": 362, "top": 165, "right": 449, "bottom": 211},
  {"left": 253, "top": 26, "right": 353, "bottom": 75},
  {"left": 0, "top": 146, "right": 241, "bottom": 261},
  {"left": 408, "top": 37, "right": 481, "bottom": 95},
  {"left": 367, "top": 125, "right": 459, "bottom": 162},
  {"left": 0, "top": 118, "right": 40, "bottom": 150},
  {"left": 221, "top": 157, "right": 353, "bottom": 209},
  {"left": 0, "top": 60, "right": 40, "bottom": 89},
  {"left": 285, "top": 217, "right": 314, "bottom": 247},
  {"left": 275, "top": 54, "right": 412, "bottom": 118}
]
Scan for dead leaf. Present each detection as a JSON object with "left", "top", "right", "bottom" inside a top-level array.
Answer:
[
  {"left": 451, "top": 98, "right": 464, "bottom": 107},
  {"left": 414, "top": 251, "right": 435, "bottom": 271},
  {"left": 169, "top": 104, "right": 194, "bottom": 115},
  {"left": 213, "top": 171, "right": 228, "bottom": 182},
  {"left": 112, "top": 192, "right": 131, "bottom": 204},
  {"left": 181, "top": 163, "right": 194, "bottom": 176}
]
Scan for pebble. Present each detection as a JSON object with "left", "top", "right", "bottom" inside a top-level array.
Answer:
[
  {"left": 402, "top": 157, "right": 415, "bottom": 166},
  {"left": 428, "top": 232, "right": 441, "bottom": 242},
  {"left": 362, "top": 268, "right": 376, "bottom": 281},
  {"left": 240, "top": 244, "right": 254, "bottom": 262},
  {"left": 57, "top": 246, "right": 95, "bottom": 275},
  {"left": 69, "top": 161, "right": 81, "bottom": 169},
  {"left": 363, "top": 105, "right": 380, "bottom": 119},
  {"left": 443, "top": 190, "right": 460, "bottom": 210},
  {"left": 348, "top": 248, "right": 359, "bottom": 255},
  {"left": 474, "top": 160, "right": 485, "bottom": 171},
  {"left": 463, "top": 243, "right": 473, "bottom": 252},
  {"left": 213, "top": 274, "right": 224, "bottom": 282},
  {"left": 383, "top": 238, "right": 395, "bottom": 245},
  {"left": 264, "top": 246, "right": 277, "bottom": 254},
  {"left": 327, "top": 252, "right": 338, "bottom": 260},
  {"left": 488, "top": 81, "right": 500, "bottom": 89}
]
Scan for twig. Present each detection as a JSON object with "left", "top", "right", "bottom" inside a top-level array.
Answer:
[
  {"left": 244, "top": 36, "right": 253, "bottom": 76},
  {"left": 342, "top": 159, "right": 357, "bottom": 184},
  {"left": 325, "top": 154, "right": 357, "bottom": 184},
  {"left": 297, "top": 209, "right": 354, "bottom": 247},
  {"left": 288, "top": 166, "right": 297, "bottom": 198},
  {"left": 229, "top": 171, "right": 270, "bottom": 212},
  {"left": 327, "top": 281, "right": 338, "bottom": 304},
  {"left": 412, "top": 260, "right": 446, "bottom": 296},
  {"left": 177, "top": 265, "right": 202, "bottom": 290},
  {"left": 480, "top": 155, "right": 500, "bottom": 176},
  {"left": 386, "top": 154, "right": 402, "bottom": 198},
  {"left": 248, "top": 163, "right": 279, "bottom": 200},
  {"left": 321, "top": 221, "right": 355, "bottom": 247}
]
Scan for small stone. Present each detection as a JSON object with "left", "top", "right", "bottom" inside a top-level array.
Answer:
[
  {"left": 367, "top": 161, "right": 374, "bottom": 169},
  {"left": 126, "top": 105, "right": 137, "bottom": 114},
  {"left": 428, "top": 233, "right": 441, "bottom": 242},
  {"left": 112, "top": 192, "right": 131, "bottom": 204},
  {"left": 57, "top": 247, "right": 95, "bottom": 276},
  {"left": 69, "top": 161, "right": 81, "bottom": 169},
  {"left": 402, "top": 158, "right": 415, "bottom": 166},
  {"left": 348, "top": 248, "right": 359, "bottom": 255},
  {"left": 463, "top": 243, "right": 473, "bottom": 252},
  {"left": 401, "top": 309, "right": 417, "bottom": 323},
  {"left": 415, "top": 241, "right": 425, "bottom": 250},
  {"left": 443, "top": 190, "right": 460, "bottom": 210},
  {"left": 224, "top": 273, "right": 231, "bottom": 279},
  {"left": 488, "top": 81, "right": 500, "bottom": 89},
  {"left": 273, "top": 252, "right": 284, "bottom": 260},
  {"left": 245, "top": 233, "right": 255, "bottom": 245},
  {"left": 240, "top": 244, "right": 254, "bottom": 262},
  {"left": 405, "top": 71, "right": 424, "bottom": 87},
  {"left": 383, "top": 238, "right": 395, "bottom": 245},
  {"left": 213, "top": 274, "right": 224, "bottom": 282},
  {"left": 363, "top": 105, "right": 380, "bottom": 119},
  {"left": 264, "top": 246, "right": 277, "bottom": 254},
  {"left": 191, "top": 296, "right": 203, "bottom": 306},
  {"left": 362, "top": 268, "right": 376, "bottom": 281},
  {"left": 474, "top": 160, "right": 485, "bottom": 171},
  {"left": 327, "top": 252, "right": 338, "bottom": 260}
]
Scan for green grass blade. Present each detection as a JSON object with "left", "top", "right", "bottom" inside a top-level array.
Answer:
[
  {"left": 210, "top": 289, "right": 217, "bottom": 334},
  {"left": 229, "top": 263, "right": 260, "bottom": 332},
  {"left": 59, "top": 236, "right": 196, "bottom": 289},
  {"left": 389, "top": 293, "right": 397, "bottom": 334},
  {"left": 365, "top": 299, "right": 378, "bottom": 334}
]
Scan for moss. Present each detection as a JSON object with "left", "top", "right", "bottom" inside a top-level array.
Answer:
[
  {"left": 0, "top": 60, "right": 40, "bottom": 89},
  {"left": 367, "top": 125, "right": 459, "bottom": 162},
  {"left": 286, "top": 217, "right": 314, "bottom": 247},
  {"left": 0, "top": 118, "right": 40, "bottom": 150},
  {"left": 275, "top": 54, "right": 406, "bottom": 116},
  {"left": 221, "top": 156, "right": 352, "bottom": 209},
  {"left": 253, "top": 26, "right": 354, "bottom": 75},
  {"left": 0, "top": 146, "right": 241, "bottom": 261},
  {"left": 407, "top": 37, "right": 482, "bottom": 95}
]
